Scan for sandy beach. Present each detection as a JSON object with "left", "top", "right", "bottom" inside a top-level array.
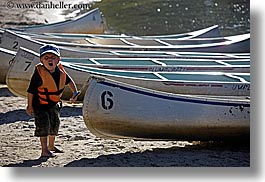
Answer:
[
  {"left": 0, "top": 0, "right": 250, "bottom": 167},
  {"left": 0, "top": 84, "right": 250, "bottom": 167}
]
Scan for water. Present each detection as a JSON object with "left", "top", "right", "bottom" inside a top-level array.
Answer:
[
  {"left": 29, "top": 0, "right": 249, "bottom": 36},
  {"left": 89, "top": 0, "right": 250, "bottom": 36},
  {"left": 1, "top": 0, "right": 249, "bottom": 36},
  {"left": 92, "top": 0, "right": 250, "bottom": 36}
]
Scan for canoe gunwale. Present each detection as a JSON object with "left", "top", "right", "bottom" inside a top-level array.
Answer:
[
  {"left": 94, "top": 77, "right": 250, "bottom": 107},
  {"left": 65, "top": 62, "right": 250, "bottom": 84}
]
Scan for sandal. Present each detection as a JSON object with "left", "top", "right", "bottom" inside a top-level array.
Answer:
[
  {"left": 41, "top": 152, "right": 56, "bottom": 158},
  {"left": 49, "top": 147, "right": 64, "bottom": 153}
]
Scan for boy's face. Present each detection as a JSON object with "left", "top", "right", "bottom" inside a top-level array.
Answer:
[{"left": 40, "top": 53, "right": 60, "bottom": 72}]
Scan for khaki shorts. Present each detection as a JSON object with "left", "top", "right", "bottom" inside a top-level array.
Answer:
[{"left": 34, "top": 105, "right": 60, "bottom": 137}]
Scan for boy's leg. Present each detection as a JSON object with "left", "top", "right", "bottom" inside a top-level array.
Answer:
[
  {"left": 48, "top": 135, "right": 63, "bottom": 153},
  {"left": 47, "top": 105, "right": 63, "bottom": 153},
  {"left": 40, "top": 136, "right": 54, "bottom": 157},
  {"left": 48, "top": 135, "right": 55, "bottom": 150},
  {"left": 34, "top": 109, "right": 55, "bottom": 157}
]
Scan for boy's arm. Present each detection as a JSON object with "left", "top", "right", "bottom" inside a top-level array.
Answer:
[
  {"left": 26, "top": 93, "right": 34, "bottom": 116},
  {"left": 67, "top": 76, "right": 78, "bottom": 103},
  {"left": 26, "top": 68, "right": 40, "bottom": 116}
]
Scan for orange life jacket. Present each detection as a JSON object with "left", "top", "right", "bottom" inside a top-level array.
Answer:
[{"left": 36, "top": 63, "right": 66, "bottom": 105}]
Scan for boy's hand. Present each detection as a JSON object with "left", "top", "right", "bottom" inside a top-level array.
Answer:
[
  {"left": 26, "top": 105, "right": 34, "bottom": 116},
  {"left": 69, "top": 96, "right": 77, "bottom": 104},
  {"left": 70, "top": 97, "right": 76, "bottom": 104},
  {"left": 70, "top": 91, "right": 79, "bottom": 103}
]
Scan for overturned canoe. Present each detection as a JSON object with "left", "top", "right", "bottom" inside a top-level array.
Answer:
[
  {"left": 82, "top": 77, "right": 250, "bottom": 141},
  {"left": 0, "top": 30, "right": 250, "bottom": 59},
  {"left": 9, "top": 8, "right": 104, "bottom": 34},
  {"left": 0, "top": 47, "right": 16, "bottom": 83}
]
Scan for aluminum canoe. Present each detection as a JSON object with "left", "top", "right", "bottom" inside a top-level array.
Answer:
[
  {"left": 6, "top": 47, "right": 250, "bottom": 102},
  {"left": 12, "top": 24, "right": 220, "bottom": 39},
  {"left": 0, "top": 47, "right": 16, "bottom": 83},
  {"left": 8, "top": 8, "right": 104, "bottom": 34},
  {"left": 0, "top": 46, "right": 249, "bottom": 84},
  {"left": 61, "top": 57, "right": 250, "bottom": 73},
  {"left": 112, "top": 50, "right": 250, "bottom": 59},
  {"left": 82, "top": 76, "right": 250, "bottom": 141},
  {"left": 0, "top": 30, "right": 250, "bottom": 59},
  {"left": 64, "top": 63, "right": 250, "bottom": 96},
  {"left": 0, "top": 30, "right": 118, "bottom": 58},
  {"left": 35, "top": 33, "right": 250, "bottom": 53}
]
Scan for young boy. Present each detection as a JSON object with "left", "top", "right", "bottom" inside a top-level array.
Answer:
[{"left": 26, "top": 44, "right": 78, "bottom": 158}]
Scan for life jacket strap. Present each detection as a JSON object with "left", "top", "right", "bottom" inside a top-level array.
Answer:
[{"left": 38, "top": 88, "right": 64, "bottom": 95}]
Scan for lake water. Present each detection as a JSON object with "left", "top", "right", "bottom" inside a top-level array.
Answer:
[
  {"left": 35, "top": 0, "right": 249, "bottom": 36},
  {"left": 89, "top": 0, "right": 250, "bottom": 36}
]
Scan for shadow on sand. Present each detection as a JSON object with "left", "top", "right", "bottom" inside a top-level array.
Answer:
[
  {"left": 60, "top": 106, "right": 82, "bottom": 117},
  {"left": 0, "top": 87, "right": 15, "bottom": 97},
  {"left": 0, "top": 109, "right": 31, "bottom": 125},
  {"left": 2, "top": 142, "right": 249, "bottom": 167},
  {"left": 3, "top": 157, "right": 49, "bottom": 167},
  {"left": 64, "top": 143, "right": 250, "bottom": 167},
  {"left": 0, "top": 106, "right": 82, "bottom": 125}
]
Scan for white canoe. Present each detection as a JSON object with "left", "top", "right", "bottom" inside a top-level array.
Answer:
[
  {"left": 35, "top": 33, "right": 250, "bottom": 53},
  {"left": 113, "top": 50, "right": 250, "bottom": 59},
  {"left": 0, "top": 48, "right": 249, "bottom": 85},
  {"left": 12, "top": 24, "right": 220, "bottom": 40},
  {"left": 0, "top": 30, "right": 117, "bottom": 58},
  {"left": 62, "top": 57, "right": 250, "bottom": 73},
  {"left": 0, "top": 30, "right": 250, "bottom": 59},
  {"left": 0, "top": 47, "right": 16, "bottom": 83},
  {"left": 82, "top": 76, "right": 250, "bottom": 141},
  {"left": 9, "top": 8, "right": 104, "bottom": 34},
  {"left": 7, "top": 47, "right": 250, "bottom": 100},
  {"left": 65, "top": 63, "right": 250, "bottom": 96}
]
